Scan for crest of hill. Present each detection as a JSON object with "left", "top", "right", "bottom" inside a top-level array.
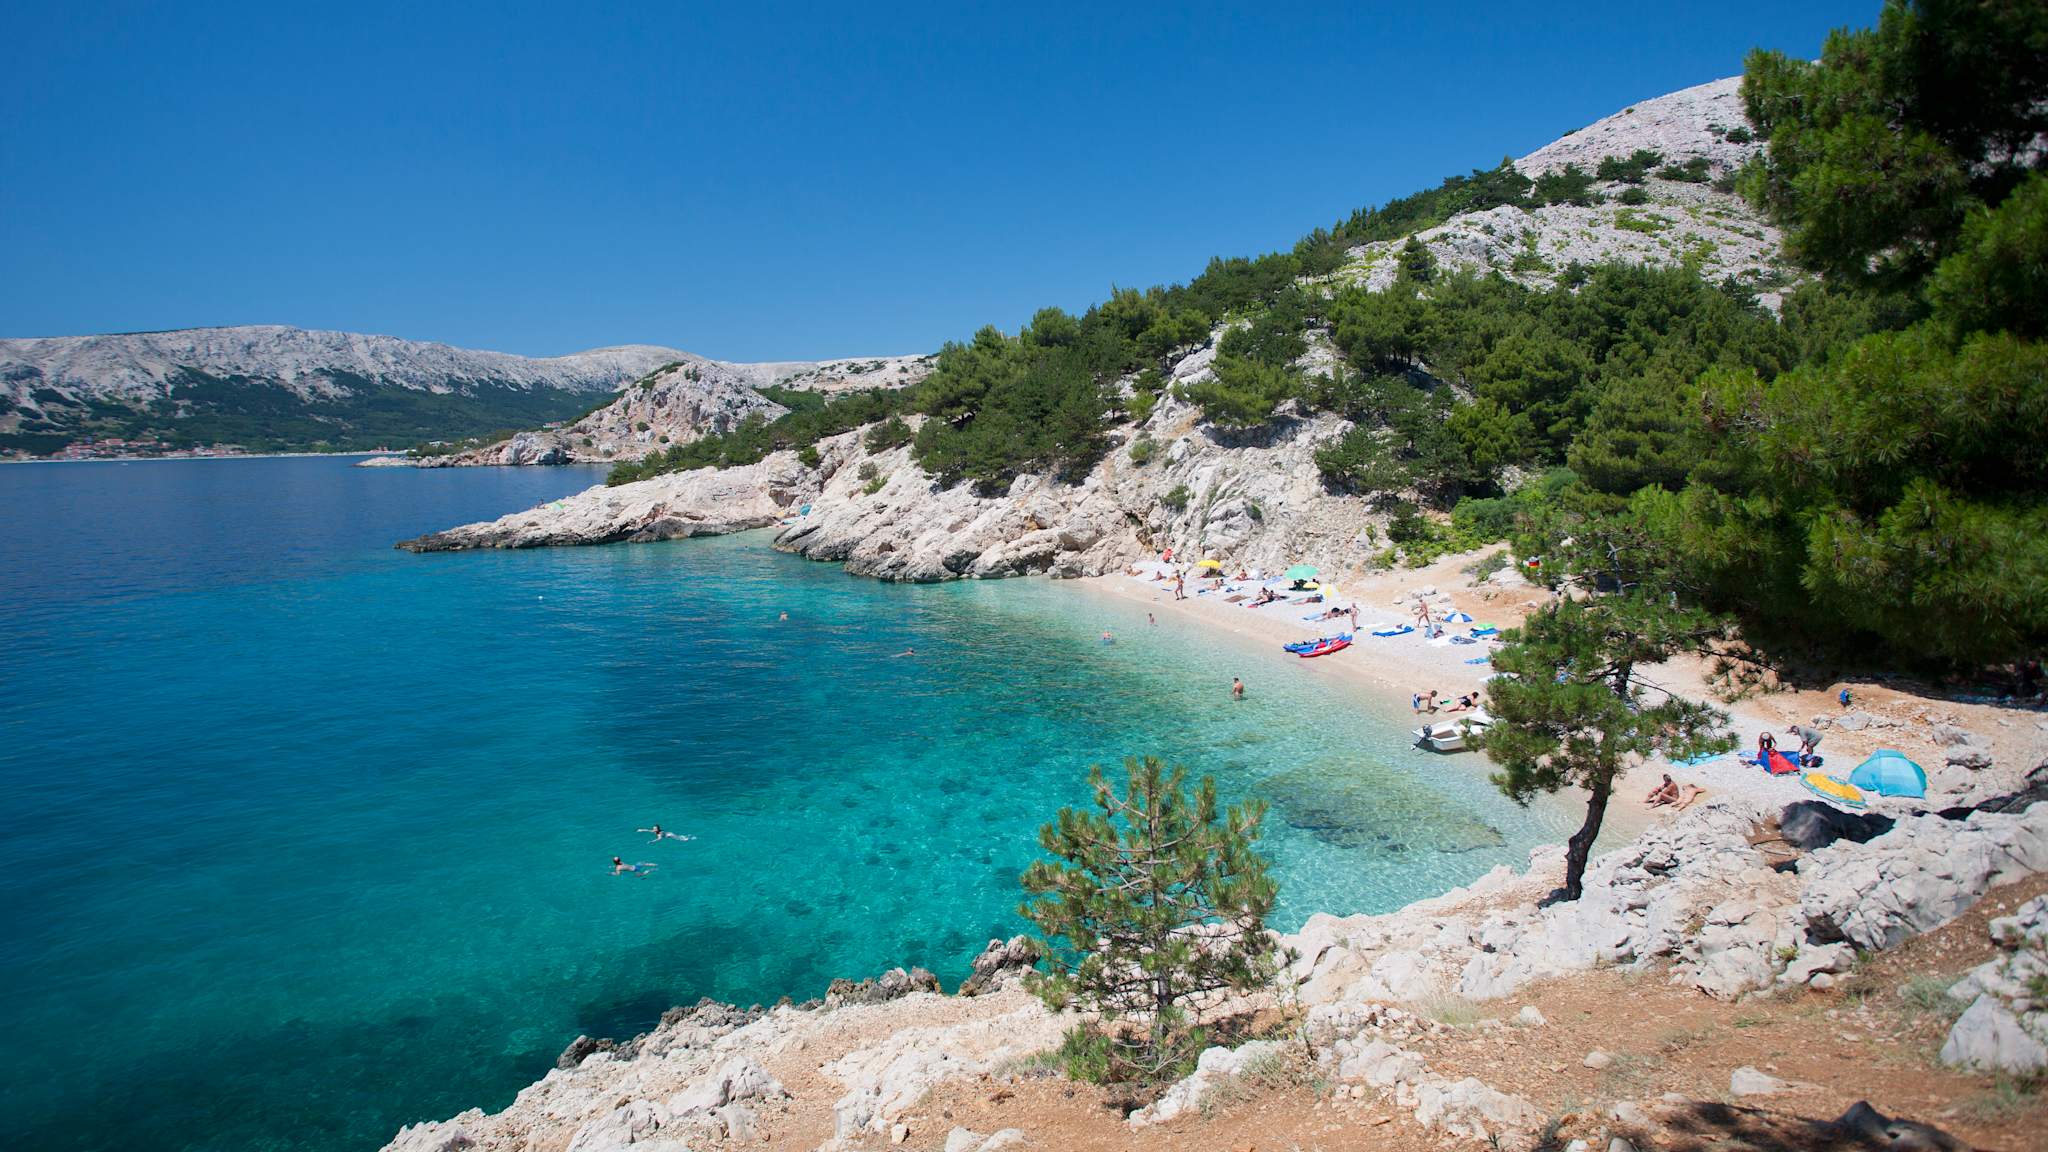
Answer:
[
  {"left": 1329, "top": 75, "right": 1791, "bottom": 307},
  {"left": 1515, "top": 76, "right": 1757, "bottom": 176}
]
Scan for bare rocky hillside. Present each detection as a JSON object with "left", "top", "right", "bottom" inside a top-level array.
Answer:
[
  {"left": 1330, "top": 77, "right": 1792, "bottom": 307},
  {"left": 409, "top": 354, "right": 933, "bottom": 467}
]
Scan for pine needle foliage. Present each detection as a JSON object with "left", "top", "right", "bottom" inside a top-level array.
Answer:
[
  {"left": 1019, "top": 756, "right": 1281, "bottom": 1083},
  {"left": 1478, "top": 590, "right": 1736, "bottom": 901}
]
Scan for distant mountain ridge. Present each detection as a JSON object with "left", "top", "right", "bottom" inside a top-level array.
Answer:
[
  {"left": 0, "top": 325, "right": 687, "bottom": 403},
  {"left": 0, "top": 325, "right": 925, "bottom": 457}
]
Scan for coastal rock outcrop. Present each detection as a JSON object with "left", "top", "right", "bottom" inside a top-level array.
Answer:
[
  {"left": 957, "top": 936, "right": 1040, "bottom": 996},
  {"left": 825, "top": 966, "right": 942, "bottom": 1007},
  {"left": 395, "top": 454, "right": 811, "bottom": 551},
  {"left": 823, "top": 1003, "right": 1063, "bottom": 1140},
  {"left": 1798, "top": 808, "right": 2048, "bottom": 952}
]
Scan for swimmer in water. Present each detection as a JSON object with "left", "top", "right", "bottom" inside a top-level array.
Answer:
[
  {"left": 1101, "top": 630, "right": 1114, "bottom": 643},
  {"left": 638, "top": 825, "right": 695, "bottom": 843},
  {"left": 778, "top": 611, "right": 789, "bottom": 621},
  {"left": 1231, "top": 677, "right": 1245, "bottom": 700},
  {"left": 611, "top": 857, "right": 656, "bottom": 876},
  {"left": 894, "top": 648, "right": 916, "bottom": 657}
]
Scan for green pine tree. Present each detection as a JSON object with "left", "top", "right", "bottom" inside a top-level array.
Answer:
[
  {"left": 1019, "top": 756, "right": 1281, "bottom": 1082},
  {"left": 1477, "top": 585, "right": 1736, "bottom": 901}
]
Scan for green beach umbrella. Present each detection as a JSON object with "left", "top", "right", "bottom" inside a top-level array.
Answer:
[{"left": 1284, "top": 564, "right": 1319, "bottom": 581}]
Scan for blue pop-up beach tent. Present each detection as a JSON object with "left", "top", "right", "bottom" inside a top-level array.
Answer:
[{"left": 1848, "top": 749, "right": 1927, "bottom": 798}]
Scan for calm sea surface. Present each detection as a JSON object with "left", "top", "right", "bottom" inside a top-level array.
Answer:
[{"left": 0, "top": 456, "right": 1576, "bottom": 1151}]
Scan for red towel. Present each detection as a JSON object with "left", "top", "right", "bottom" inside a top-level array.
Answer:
[{"left": 1766, "top": 749, "right": 1801, "bottom": 776}]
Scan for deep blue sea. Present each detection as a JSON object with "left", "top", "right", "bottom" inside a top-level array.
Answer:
[{"left": 0, "top": 457, "right": 1578, "bottom": 1152}]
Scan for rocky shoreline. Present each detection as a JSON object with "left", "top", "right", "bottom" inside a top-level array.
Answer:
[
  {"left": 384, "top": 782, "right": 2048, "bottom": 1152},
  {"left": 396, "top": 397, "right": 1384, "bottom": 585}
]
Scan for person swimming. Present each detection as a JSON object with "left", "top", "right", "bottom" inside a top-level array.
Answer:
[
  {"left": 1231, "top": 677, "right": 1245, "bottom": 700},
  {"left": 611, "top": 857, "right": 656, "bottom": 876},
  {"left": 638, "top": 825, "right": 695, "bottom": 843},
  {"left": 893, "top": 648, "right": 915, "bottom": 657},
  {"left": 1101, "top": 630, "right": 1114, "bottom": 643}
]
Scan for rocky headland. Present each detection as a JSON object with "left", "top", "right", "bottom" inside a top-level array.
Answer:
[{"left": 397, "top": 78, "right": 1784, "bottom": 573}]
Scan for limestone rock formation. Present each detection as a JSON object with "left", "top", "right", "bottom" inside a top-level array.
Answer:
[
  {"left": 395, "top": 454, "right": 810, "bottom": 552},
  {"left": 957, "top": 936, "right": 1040, "bottom": 996},
  {"left": 1940, "top": 895, "right": 2048, "bottom": 1072},
  {"left": 1798, "top": 808, "right": 2048, "bottom": 951}
]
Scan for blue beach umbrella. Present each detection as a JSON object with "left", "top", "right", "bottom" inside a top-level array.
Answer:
[{"left": 1848, "top": 749, "right": 1927, "bottom": 798}]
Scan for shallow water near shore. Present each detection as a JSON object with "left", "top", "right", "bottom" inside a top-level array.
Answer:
[{"left": 0, "top": 458, "right": 1580, "bottom": 1152}]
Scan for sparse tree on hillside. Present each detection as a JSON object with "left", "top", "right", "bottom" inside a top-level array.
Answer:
[{"left": 1020, "top": 756, "right": 1281, "bottom": 1083}]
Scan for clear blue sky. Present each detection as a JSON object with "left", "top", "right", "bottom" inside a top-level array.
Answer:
[{"left": 2, "top": 1, "right": 1871, "bottom": 361}]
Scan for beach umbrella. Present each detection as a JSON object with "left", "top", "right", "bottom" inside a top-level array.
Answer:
[
  {"left": 1848, "top": 749, "right": 1927, "bottom": 798},
  {"left": 1196, "top": 558, "right": 1223, "bottom": 570},
  {"left": 1284, "top": 564, "right": 1318, "bottom": 581},
  {"left": 1443, "top": 611, "right": 1474, "bottom": 623}
]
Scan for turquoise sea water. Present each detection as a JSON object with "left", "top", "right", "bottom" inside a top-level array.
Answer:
[{"left": 0, "top": 457, "right": 1577, "bottom": 1152}]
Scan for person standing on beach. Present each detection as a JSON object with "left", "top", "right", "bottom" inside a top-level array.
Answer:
[
  {"left": 1789, "top": 723, "right": 1823, "bottom": 764},
  {"left": 1231, "top": 677, "right": 1245, "bottom": 700},
  {"left": 1173, "top": 572, "right": 1186, "bottom": 601},
  {"left": 1147, "top": 612, "right": 1156, "bottom": 626}
]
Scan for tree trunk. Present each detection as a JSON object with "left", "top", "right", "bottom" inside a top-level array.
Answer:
[
  {"left": 1562, "top": 769, "right": 1612, "bottom": 901},
  {"left": 1149, "top": 972, "right": 1169, "bottom": 1073}
]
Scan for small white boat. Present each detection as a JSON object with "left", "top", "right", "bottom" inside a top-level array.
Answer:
[{"left": 1414, "top": 710, "right": 1492, "bottom": 753}]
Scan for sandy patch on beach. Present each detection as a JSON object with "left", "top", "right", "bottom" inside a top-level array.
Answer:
[{"left": 1077, "top": 547, "right": 2048, "bottom": 836}]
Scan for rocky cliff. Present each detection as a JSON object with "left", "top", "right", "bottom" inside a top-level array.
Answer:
[
  {"left": 404, "top": 353, "right": 933, "bottom": 467},
  {"left": 399, "top": 387, "right": 1386, "bottom": 579},
  {"left": 399, "top": 75, "right": 1791, "bottom": 572}
]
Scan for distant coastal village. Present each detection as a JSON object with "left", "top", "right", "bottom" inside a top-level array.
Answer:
[
  {"left": 6, "top": 437, "right": 407, "bottom": 462},
  {"left": 25, "top": 435, "right": 253, "bottom": 461}
]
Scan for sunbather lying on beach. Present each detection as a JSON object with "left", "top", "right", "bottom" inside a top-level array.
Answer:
[{"left": 1671, "top": 784, "right": 1707, "bottom": 811}]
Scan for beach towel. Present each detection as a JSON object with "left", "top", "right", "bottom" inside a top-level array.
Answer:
[
  {"left": 1371, "top": 624, "right": 1414, "bottom": 638},
  {"left": 1764, "top": 749, "right": 1802, "bottom": 776},
  {"left": 1673, "top": 750, "right": 1726, "bottom": 768},
  {"left": 1463, "top": 656, "right": 1491, "bottom": 664},
  {"left": 1470, "top": 626, "right": 1498, "bottom": 637}
]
